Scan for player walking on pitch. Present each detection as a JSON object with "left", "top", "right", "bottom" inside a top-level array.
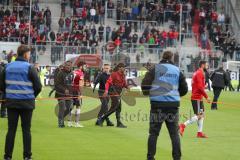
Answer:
[
  {"left": 68, "top": 61, "right": 86, "bottom": 128},
  {"left": 179, "top": 61, "right": 210, "bottom": 138}
]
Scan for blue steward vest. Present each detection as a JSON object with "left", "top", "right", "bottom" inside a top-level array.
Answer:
[
  {"left": 150, "top": 63, "right": 180, "bottom": 102},
  {"left": 5, "top": 61, "right": 35, "bottom": 99}
]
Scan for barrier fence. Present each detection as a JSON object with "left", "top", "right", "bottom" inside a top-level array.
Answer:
[{"left": 0, "top": 42, "right": 226, "bottom": 75}]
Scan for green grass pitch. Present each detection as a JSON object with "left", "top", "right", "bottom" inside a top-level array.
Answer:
[{"left": 0, "top": 88, "right": 240, "bottom": 160}]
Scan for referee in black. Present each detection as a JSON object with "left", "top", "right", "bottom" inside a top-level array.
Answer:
[
  {"left": 0, "top": 45, "right": 42, "bottom": 160},
  {"left": 210, "top": 66, "right": 228, "bottom": 110},
  {"left": 141, "top": 51, "right": 188, "bottom": 160}
]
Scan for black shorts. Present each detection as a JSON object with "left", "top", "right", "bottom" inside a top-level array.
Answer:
[
  {"left": 72, "top": 90, "right": 82, "bottom": 106},
  {"left": 191, "top": 100, "right": 204, "bottom": 115}
]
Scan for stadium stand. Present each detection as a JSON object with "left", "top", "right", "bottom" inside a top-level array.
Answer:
[{"left": 0, "top": 0, "right": 239, "bottom": 73}]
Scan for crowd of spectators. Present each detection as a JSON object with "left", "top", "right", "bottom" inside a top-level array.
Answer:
[
  {"left": 1, "top": 0, "right": 240, "bottom": 63},
  {"left": 113, "top": 0, "right": 194, "bottom": 29},
  {"left": 109, "top": 23, "right": 181, "bottom": 50},
  {"left": 197, "top": 0, "right": 239, "bottom": 60},
  {"left": 0, "top": 0, "right": 52, "bottom": 46}
]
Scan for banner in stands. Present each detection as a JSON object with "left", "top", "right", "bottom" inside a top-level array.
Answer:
[
  {"left": 66, "top": 54, "right": 102, "bottom": 68},
  {"left": 40, "top": 65, "right": 239, "bottom": 88}
]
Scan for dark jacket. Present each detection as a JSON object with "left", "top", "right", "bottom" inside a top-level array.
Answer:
[
  {"left": 55, "top": 69, "right": 72, "bottom": 98},
  {"left": 210, "top": 68, "right": 228, "bottom": 89},
  {"left": 0, "top": 62, "right": 5, "bottom": 96},
  {"left": 205, "top": 70, "right": 210, "bottom": 82},
  {"left": 0, "top": 58, "right": 42, "bottom": 109},
  {"left": 93, "top": 72, "right": 110, "bottom": 93},
  {"left": 225, "top": 71, "right": 232, "bottom": 85},
  {"left": 0, "top": 63, "right": 4, "bottom": 72},
  {"left": 141, "top": 60, "right": 188, "bottom": 108}
]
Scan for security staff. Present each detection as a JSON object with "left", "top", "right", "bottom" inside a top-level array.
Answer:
[
  {"left": 0, "top": 45, "right": 42, "bottom": 160},
  {"left": 141, "top": 51, "right": 188, "bottom": 160},
  {"left": 55, "top": 61, "right": 73, "bottom": 128},
  {"left": 210, "top": 67, "right": 229, "bottom": 110},
  {"left": 93, "top": 64, "right": 114, "bottom": 126}
]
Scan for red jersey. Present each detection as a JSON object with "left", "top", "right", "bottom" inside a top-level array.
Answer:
[
  {"left": 211, "top": 12, "right": 218, "bottom": 21},
  {"left": 73, "top": 69, "right": 84, "bottom": 91},
  {"left": 114, "top": 39, "right": 121, "bottom": 46},
  {"left": 105, "top": 71, "right": 128, "bottom": 92},
  {"left": 169, "top": 31, "right": 175, "bottom": 39},
  {"left": 162, "top": 31, "right": 168, "bottom": 39},
  {"left": 173, "top": 31, "right": 179, "bottom": 39},
  {"left": 191, "top": 69, "right": 208, "bottom": 100}
]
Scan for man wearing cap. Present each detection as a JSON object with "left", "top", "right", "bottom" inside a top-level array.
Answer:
[
  {"left": 0, "top": 45, "right": 42, "bottom": 160},
  {"left": 96, "top": 63, "right": 129, "bottom": 128},
  {"left": 141, "top": 51, "right": 188, "bottom": 160}
]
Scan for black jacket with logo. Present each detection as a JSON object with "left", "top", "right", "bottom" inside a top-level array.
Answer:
[{"left": 210, "top": 68, "right": 229, "bottom": 89}]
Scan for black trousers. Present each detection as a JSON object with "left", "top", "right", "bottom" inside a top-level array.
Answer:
[
  {"left": 101, "top": 87, "right": 122, "bottom": 123},
  {"left": 225, "top": 83, "right": 235, "bottom": 91},
  {"left": 97, "top": 91, "right": 109, "bottom": 118},
  {"left": 147, "top": 105, "right": 181, "bottom": 160},
  {"left": 0, "top": 94, "right": 7, "bottom": 117},
  {"left": 58, "top": 99, "right": 72, "bottom": 124},
  {"left": 211, "top": 87, "right": 222, "bottom": 109},
  {"left": 48, "top": 87, "right": 55, "bottom": 97},
  {"left": 0, "top": 102, "right": 7, "bottom": 117},
  {"left": 4, "top": 108, "right": 33, "bottom": 159}
]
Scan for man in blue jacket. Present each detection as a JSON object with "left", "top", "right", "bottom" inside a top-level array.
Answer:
[
  {"left": 141, "top": 51, "right": 188, "bottom": 160},
  {"left": 0, "top": 45, "right": 42, "bottom": 160}
]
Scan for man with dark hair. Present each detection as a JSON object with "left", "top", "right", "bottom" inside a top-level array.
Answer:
[
  {"left": 67, "top": 61, "right": 87, "bottom": 128},
  {"left": 210, "top": 67, "right": 228, "bottom": 110},
  {"left": 96, "top": 63, "right": 129, "bottom": 128},
  {"left": 0, "top": 45, "right": 42, "bottom": 160},
  {"left": 180, "top": 60, "right": 210, "bottom": 138},
  {"left": 141, "top": 51, "right": 188, "bottom": 160},
  {"left": 93, "top": 64, "right": 114, "bottom": 126},
  {"left": 55, "top": 61, "right": 73, "bottom": 128}
]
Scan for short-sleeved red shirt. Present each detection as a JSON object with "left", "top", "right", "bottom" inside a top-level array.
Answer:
[
  {"left": 73, "top": 69, "right": 84, "bottom": 91},
  {"left": 191, "top": 69, "right": 208, "bottom": 100}
]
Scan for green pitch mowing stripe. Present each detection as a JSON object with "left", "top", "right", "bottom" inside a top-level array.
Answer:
[{"left": 0, "top": 88, "right": 239, "bottom": 159}]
